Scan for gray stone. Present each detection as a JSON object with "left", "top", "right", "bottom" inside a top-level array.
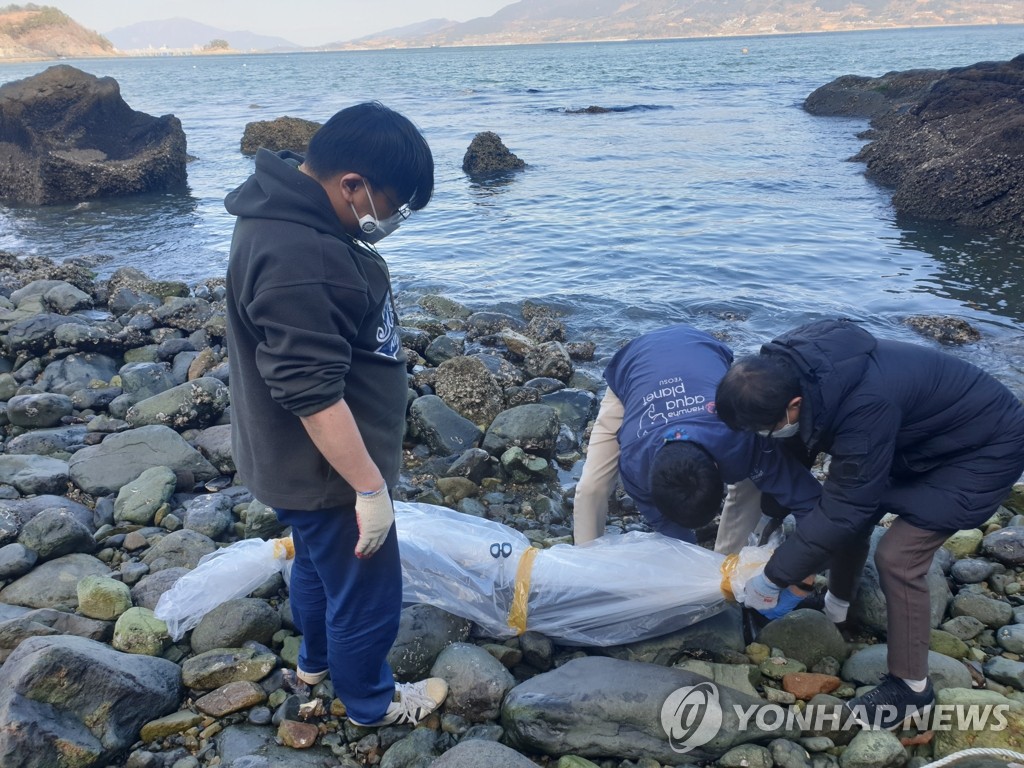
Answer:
[
  {"left": 6, "top": 425, "right": 89, "bottom": 457},
  {"left": 770, "top": 739, "right": 813, "bottom": 768},
  {"left": 540, "top": 388, "right": 596, "bottom": 435},
  {"left": 841, "top": 644, "right": 972, "bottom": 691},
  {"left": 388, "top": 603, "right": 473, "bottom": 682},
  {"left": 243, "top": 499, "right": 285, "bottom": 540},
  {"left": 984, "top": 657, "right": 1024, "bottom": 690},
  {"left": 673, "top": 659, "right": 761, "bottom": 698},
  {"left": 482, "top": 404, "right": 560, "bottom": 459},
  {"left": 951, "top": 591, "right": 1014, "bottom": 629},
  {"left": 0, "top": 552, "right": 110, "bottom": 611},
  {"left": 6, "top": 312, "right": 88, "bottom": 355},
  {"left": 0, "top": 454, "right": 70, "bottom": 495},
  {"left": 140, "top": 529, "right": 216, "bottom": 573},
  {"left": 430, "top": 739, "right": 536, "bottom": 767},
  {"left": 838, "top": 729, "right": 906, "bottom": 768},
  {"left": 0, "top": 607, "right": 112, "bottom": 663},
  {"left": 118, "top": 361, "right": 179, "bottom": 401},
  {"left": 379, "top": 727, "right": 442, "bottom": 768},
  {"left": 519, "top": 630, "right": 555, "bottom": 671},
  {"left": 69, "top": 425, "right": 218, "bottom": 495},
  {"left": 43, "top": 281, "right": 92, "bottom": 313},
  {"left": 152, "top": 296, "right": 217, "bottom": 333},
  {"left": 182, "top": 492, "right": 234, "bottom": 539},
  {"left": 193, "top": 423, "right": 235, "bottom": 475},
  {"left": 0, "top": 635, "right": 181, "bottom": 767},
  {"left": 423, "top": 334, "right": 464, "bottom": 367},
  {"left": 984, "top": 527, "right": 1024, "bottom": 566},
  {"left": 502, "top": 656, "right": 797, "bottom": 762},
  {"left": 216, "top": 723, "right": 335, "bottom": 767},
  {"left": 181, "top": 647, "right": 278, "bottom": 690},
  {"left": 126, "top": 376, "right": 230, "bottom": 430},
  {"left": 408, "top": 395, "right": 483, "bottom": 457},
  {"left": 115, "top": 465, "right": 178, "bottom": 525},
  {"left": 40, "top": 354, "right": 119, "bottom": 396},
  {"left": 850, "top": 526, "right": 951, "bottom": 635},
  {"left": 755, "top": 609, "right": 849, "bottom": 667},
  {"left": 951, "top": 558, "right": 996, "bottom": 584},
  {"left": 131, "top": 567, "right": 187, "bottom": 610},
  {"left": 191, "top": 598, "right": 282, "bottom": 655},
  {"left": 603, "top": 606, "right": 745, "bottom": 665},
  {"left": 17, "top": 506, "right": 94, "bottom": 560},
  {"left": 6, "top": 392, "right": 73, "bottom": 428},
  {"left": 940, "top": 614, "right": 986, "bottom": 641},
  {"left": 998, "top": 625, "right": 1024, "bottom": 654},
  {"left": 719, "top": 744, "right": 773, "bottom": 768},
  {"left": 0, "top": 495, "right": 93, "bottom": 529},
  {"left": 0, "top": 542, "right": 37, "bottom": 579},
  {"left": 430, "top": 642, "right": 516, "bottom": 723}
]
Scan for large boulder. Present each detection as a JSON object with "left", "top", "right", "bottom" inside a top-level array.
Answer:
[
  {"left": 240, "top": 116, "right": 321, "bottom": 155},
  {"left": 0, "top": 65, "right": 187, "bottom": 205},
  {"left": 805, "top": 55, "right": 1024, "bottom": 238},
  {"left": 462, "top": 131, "right": 525, "bottom": 177},
  {"left": 0, "top": 635, "right": 182, "bottom": 767}
]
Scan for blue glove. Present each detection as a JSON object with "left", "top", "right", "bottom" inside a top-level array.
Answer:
[
  {"left": 744, "top": 571, "right": 782, "bottom": 612},
  {"left": 758, "top": 588, "right": 805, "bottom": 620}
]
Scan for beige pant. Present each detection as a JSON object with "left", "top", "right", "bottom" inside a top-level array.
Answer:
[{"left": 713, "top": 478, "right": 763, "bottom": 554}]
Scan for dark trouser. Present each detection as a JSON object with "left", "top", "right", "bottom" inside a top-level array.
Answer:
[
  {"left": 874, "top": 518, "right": 950, "bottom": 680},
  {"left": 275, "top": 504, "right": 402, "bottom": 724}
]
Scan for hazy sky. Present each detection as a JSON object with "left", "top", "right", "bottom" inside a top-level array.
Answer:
[{"left": 47, "top": 1, "right": 513, "bottom": 45}]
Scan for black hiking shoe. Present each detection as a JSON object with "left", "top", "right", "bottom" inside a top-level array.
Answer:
[{"left": 845, "top": 674, "right": 934, "bottom": 730}]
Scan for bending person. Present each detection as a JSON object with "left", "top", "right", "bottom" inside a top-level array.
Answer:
[
  {"left": 573, "top": 324, "right": 822, "bottom": 577},
  {"left": 716, "top": 317, "right": 1024, "bottom": 728}
]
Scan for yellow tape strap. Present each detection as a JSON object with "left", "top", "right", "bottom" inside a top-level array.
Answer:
[
  {"left": 272, "top": 537, "right": 295, "bottom": 560},
  {"left": 507, "top": 546, "right": 539, "bottom": 635},
  {"left": 720, "top": 553, "right": 739, "bottom": 602}
]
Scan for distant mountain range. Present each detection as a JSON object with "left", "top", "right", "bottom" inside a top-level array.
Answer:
[
  {"left": 104, "top": 18, "right": 300, "bottom": 52},
  {"left": 1, "top": 1, "right": 1022, "bottom": 60},
  {"left": 343, "top": 0, "right": 1024, "bottom": 49}
]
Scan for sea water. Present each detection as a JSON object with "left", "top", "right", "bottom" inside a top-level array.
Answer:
[{"left": 0, "top": 25, "right": 1022, "bottom": 386}]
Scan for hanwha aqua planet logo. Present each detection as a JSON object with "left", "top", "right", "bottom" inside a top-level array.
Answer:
[{"left": 660, "top": 682, "right": 724, "bottom": 754}]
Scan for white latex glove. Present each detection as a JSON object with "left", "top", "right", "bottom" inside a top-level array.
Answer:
[
  {"left": 354, "top": 486, "right": 394, "bottom": 558},
  {"left": 744, "top": 571, "right": 783, "bottom": 612}
]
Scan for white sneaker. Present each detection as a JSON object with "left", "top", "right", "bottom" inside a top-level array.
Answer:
[{"left": 348, "top": 678, "right": 449, "bottom": 727}]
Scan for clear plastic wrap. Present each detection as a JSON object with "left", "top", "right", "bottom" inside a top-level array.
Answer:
[
  {"left": 395, "top": 502, "right": 729, "bottom": 646},
  {"left": 154, "top": 537, "right": 294, "bottom": 641},
  {"left": 151, "top": 502, "right": 778, "bottom": 647}
]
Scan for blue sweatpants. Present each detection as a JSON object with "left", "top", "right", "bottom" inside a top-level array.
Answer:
[{"left": 275, "top": 504, "right": 402, "bottom": 724}]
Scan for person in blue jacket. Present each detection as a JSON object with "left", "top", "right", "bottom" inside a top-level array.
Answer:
[
  {"left": 716, "top": 318, "right": 1024, "bottom": 729},
  {"left": 573, "top": 324, "right": 823, "bottom": 616}
]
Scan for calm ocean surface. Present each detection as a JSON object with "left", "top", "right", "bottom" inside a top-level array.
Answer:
[{"left": 1, "top": 27, "right": 1023, "bottom": 388}]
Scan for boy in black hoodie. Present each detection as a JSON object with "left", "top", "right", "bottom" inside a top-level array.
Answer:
[{"left": 225, "top": 103, "right": 447, "bottom": 727}]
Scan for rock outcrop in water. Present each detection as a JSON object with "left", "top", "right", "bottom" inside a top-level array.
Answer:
[
  {"left": 804, "top": 54, "right": 1024, "bottom": 239},
  {"left": 462, "top": 131, "right": 526, "bottom": 178},
  {"left": 239, "top": 116, "right": 322, "bottom": 156},
  {"left": 0, "top": 252, "right": 1020, "bottom": 767},
  {"left": 0, "top": 65, "right": 187, "bottom": 205}
]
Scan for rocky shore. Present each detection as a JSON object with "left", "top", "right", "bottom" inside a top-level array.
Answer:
[
  {"left": 0, "top": 253, "right": 1022, "bottom": 768},
  {"left": 804, "top": 54, "right": 1024, "bottom": 239}
]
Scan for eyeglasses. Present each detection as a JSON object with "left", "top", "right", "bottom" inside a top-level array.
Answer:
[{"left": 368, "top": 178, "right": 411, "bottom": 221}]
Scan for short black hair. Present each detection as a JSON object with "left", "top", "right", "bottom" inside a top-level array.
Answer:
[
  {"left": 716, "top": 354, "right": 801, "bottom": 432},
  {"left": 305, "top": 101, "right": 434, "bottom": 210},
  {"left": 649, "top": 441, "right": 724, "bottom": 530}
]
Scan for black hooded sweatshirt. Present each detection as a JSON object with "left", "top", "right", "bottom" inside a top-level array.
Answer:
[
  {"left": 762, "top": 318, "right": 1024, "bottom": 586},
  {"left": 224, "top": 149, "right": 406, "bottom": 510}
]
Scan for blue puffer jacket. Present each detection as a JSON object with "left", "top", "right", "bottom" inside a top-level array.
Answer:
[{"left": 763, "top": 318, "right": 1024, "bottom": 586}]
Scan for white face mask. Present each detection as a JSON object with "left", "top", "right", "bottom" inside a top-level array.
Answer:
[
  {"left": 350, "top": 180, "right": 404, "bottom": 244},
  {"left": 757, "top": 410, "right": 800, "bottom": 439}
]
